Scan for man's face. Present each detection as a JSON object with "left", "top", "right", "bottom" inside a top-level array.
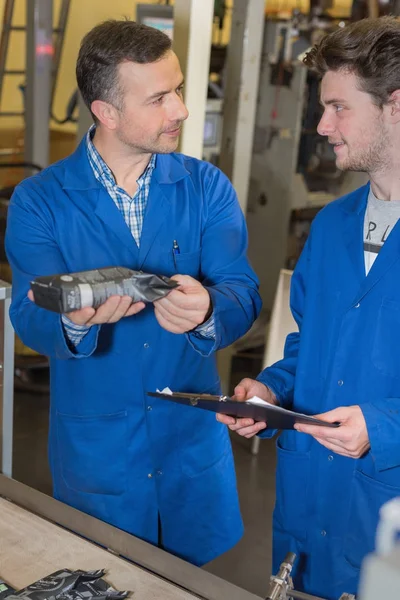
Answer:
[
  {"left": 317, "top": 69, "right": 390, "bottom": 173},
  {"left": 112, "top": 50, "right": 189, "bottom": 154}
]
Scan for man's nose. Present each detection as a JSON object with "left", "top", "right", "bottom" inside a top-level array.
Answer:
[
  {"left": 317, "top": 111, "right": 335, "bottom": 136},
  {"left": 171, "top": 94, "right": 189, "bottom": 122}
]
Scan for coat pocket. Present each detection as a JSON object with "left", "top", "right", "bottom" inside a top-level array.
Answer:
[
  {"left": 343, "top": 470, "right": 400, "bottom": 570},
  {"left": 57, "top": 410, "right": 128, "bottom": 496},
  {"left": 273, "top": 436, "right": 311, "bottom": 542},
  {"left": 172, "top": 249, "right": 201, "bottom": 278},
  {"left": 372, "top": 299, "right": 400, "bottom": 379}
]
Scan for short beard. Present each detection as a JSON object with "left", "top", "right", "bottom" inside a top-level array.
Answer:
[
  {"left": 115, "top": 128, "right": 180, "bottom": 155},
  {"left": 338, "top": 120, "right": 390, "bottom": 173}
]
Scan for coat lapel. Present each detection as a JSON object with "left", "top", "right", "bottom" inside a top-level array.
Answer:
[
  {"left": 94, "top": 188, "right": 139, "bottom": 258},
  {"left": 340, "top": 182, "right": 400, "bottom": 303},
  {"left": 62, "top": 141, "right": 190, "bottom": 268},
  {"left": 137, "top": 179, "right": 171, "bottom": 269},
  {"left": 340, "top": 184, "right": 368, "bottom": 298},
  {"left": 137, "top": 154, "right": 189, "bottom": 269},
  {"left": 355, "top": 217, "right": 400, "bottom": 303}
]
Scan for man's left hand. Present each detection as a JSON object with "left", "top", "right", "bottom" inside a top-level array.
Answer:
[
  {"left": 294, "top": 405, "right": 370, "bottom": 459},
  {"left": 154, "top": 274, "right": 211, "bottom": 334}
]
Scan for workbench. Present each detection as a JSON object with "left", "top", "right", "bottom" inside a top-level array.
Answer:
[{"left": 0, "top": 475, "right": 261, "bottom": 600}]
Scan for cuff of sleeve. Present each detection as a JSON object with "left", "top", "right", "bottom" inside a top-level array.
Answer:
[
  {"left": 256, "top": 372, "right": 284, "bottom": 407},
  {"left": 360, "top": 400, "right": 400, "bottom": 471},
  {"left": 62, "top": 315, "right": 91, "bottom": 347},
  {"left": 193, "top": 313, "right": 216, "bottom": 340},
  {"left": 59, "top": 316, "right": 99, "bottom": 358}
]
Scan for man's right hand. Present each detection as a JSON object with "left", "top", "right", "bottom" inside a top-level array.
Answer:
[
  {"left": 28, "top": 290, "right": 145, "bottom": 325},
  {"left": 216, "top": 378, "right": 277, "bottom": 438}
]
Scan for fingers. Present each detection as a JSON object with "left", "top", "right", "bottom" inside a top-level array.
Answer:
[
  {"left": 230, "top": 420, "right": 267, "bottom": 438},
  {"left": 156, "top": 286, "right": 209, "bottom": 312},
  {"left": 154, "top": 306, "right": 199, "bottom": 333},
  {"left": 87, "top": 295, "right": 141, "bottom": 325},
  {"left": 233, "top": 384, "right": 247, "bottom": 401},
  {"left": 216, "top": 414, "right": 267, "bottom": 438},
  {"left": 217, "top": 414, "right": 236, "bottom": 425},
  {"left": 29, "top": 287, "right": 145, "bottom": 325},
  {"left": 169, "top": 274, "right": 196, "bottom": 286},
  {"left": 124, "top": 301, "right": 146, "bottom": 317},
  {"left": 67, "top": 307, "right": 96, "bottom": 325}
]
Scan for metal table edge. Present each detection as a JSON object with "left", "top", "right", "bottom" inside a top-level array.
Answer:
[{"left": 0, "top": 474, "right": 262, "bottom": 600}]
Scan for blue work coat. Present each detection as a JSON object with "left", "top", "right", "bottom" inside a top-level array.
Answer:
[
  {"left": 258, "top": 183, "right": 400, "bottom": 599},
  {"left": 6, "top": 139, "right": 261, "bottom": 566}
]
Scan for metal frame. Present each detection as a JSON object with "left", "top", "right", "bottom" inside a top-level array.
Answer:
[
  {"left": 173, "top": 0, "right": 214, "bottom": 159},
  {"left": 219, "top": 0, "right": 265, "bottom": 213},
  {"left": 25, "top": 0, "right": 53, "bottom": 169},
  {"left": 0, "top": 280, "right": 14, "bottom": 478},
  {"left": 0, "top": 474, "right": 261, "bottom": 600},
  {"left": 0, "top": 0, "right": 15, "bottom": 109}
]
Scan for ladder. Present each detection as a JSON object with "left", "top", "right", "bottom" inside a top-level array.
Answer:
[{"left": 0, "top": 0, "right": 71, "bottom": 118}]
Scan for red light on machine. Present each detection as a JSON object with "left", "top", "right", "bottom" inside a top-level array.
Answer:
[{"left": 36, "top": 43, "right": 54, "bottom": 56}]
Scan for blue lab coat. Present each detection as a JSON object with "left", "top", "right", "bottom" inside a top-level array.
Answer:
[
  {"left": 6, "top": 138, "right": 261, "bottom": 565},
  {"left": 258, "top": 183, "right": 400, "bottom": 598}
]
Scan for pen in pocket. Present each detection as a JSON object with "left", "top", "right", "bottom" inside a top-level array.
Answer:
[{"left": 172, "top": 240, "right": 180, "bottom": 269}]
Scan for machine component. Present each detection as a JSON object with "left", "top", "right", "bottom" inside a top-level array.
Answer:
[
  {"left": 31, "top": 267, "right": 178, "bottom": 314},
  {"left": 265, "top": 553, "right": 355, "bottom": 599},
  {"left": 265, "top": 552, "right": 295, "bottom": 599}
]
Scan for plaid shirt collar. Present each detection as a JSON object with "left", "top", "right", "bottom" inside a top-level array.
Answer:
[{"left": 85, "top": 124, "right": 156, "bottom": 193}]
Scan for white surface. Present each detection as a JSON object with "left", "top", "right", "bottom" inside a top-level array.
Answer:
[{"left": 0, "top": 498, "right": 198, "bottom": 599}]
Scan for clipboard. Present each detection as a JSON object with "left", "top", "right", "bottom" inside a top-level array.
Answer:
[{"left": 147, "top": 391, "right": 340, "bottom": 430}]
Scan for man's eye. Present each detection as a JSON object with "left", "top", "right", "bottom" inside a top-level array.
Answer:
[
  {"left": 177, "top": 86, "right": 184, "bottom": 95},
  {"left": 335, "top": 105, "right": 343, "bottom": 112},
  {"left": 153, "top": 96, "right": 163, "bottom": 105}
]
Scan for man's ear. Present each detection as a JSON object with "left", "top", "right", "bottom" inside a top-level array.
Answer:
[
  {"left": 90, "top": 100, "right": 119, "bottom": 130},
  {"left": 387, "top": 89, "right": 400, "bottom": 123}
]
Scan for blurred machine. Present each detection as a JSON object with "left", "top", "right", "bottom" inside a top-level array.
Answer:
[
  {"left": 226, "top": 12, "right": 367, "bottom": 313},
  {"left": 0, "top": 0, "right": 74, "bottom": 169},
  {"left": 136, "top": 2, "right": 225, "bottom": 165}
]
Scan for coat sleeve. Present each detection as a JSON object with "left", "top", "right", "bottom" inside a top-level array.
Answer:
[
  {"left": 360, "top": 401, "right": 400, "bottom": 471},
  {"left": 5, "top": 185, "right": 100, "bottom": 359},
  {"left": 186, "top": 169, "right": 262, "bottom": 356},
  {"left": 256, "top": 233, "right": 312, "bottom": 408}
]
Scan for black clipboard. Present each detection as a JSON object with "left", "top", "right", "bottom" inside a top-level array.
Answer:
[{"left": 147, "top": 391, "right": 340, "bottom": 430}]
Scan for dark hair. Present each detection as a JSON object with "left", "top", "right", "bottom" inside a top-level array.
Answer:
[
  {"left": 76, "top": 19, "right": 172, "bottom": 118},
  {"left": 303, "top": 16, "right": 400, "bottom": 107}
]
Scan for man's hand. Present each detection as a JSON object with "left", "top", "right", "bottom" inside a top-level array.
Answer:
[
  {"left": 154, "top": 274, "right": 211, "bottom": 334},
  {"left": 28, "top": 289, "right": 145, "bottom": 325},
  {"left": 216, "top": 378, "right": 277, "bottom": 438},
  {"left": 294, "top": 405, "right": 370, "bottom": 459}
]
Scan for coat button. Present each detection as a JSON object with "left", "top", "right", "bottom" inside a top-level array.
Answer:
[
  {"left": 338, "top": 380, "right": 344, "bottom": 386},
  {"left": 321, "top": 530, "right": 327, "bottom": 536},
  {"left": 144, "top": 343, "right": 149, "bottom": 349},
  {"left": 355, "top": 302, "right": 360, "bottom": 308},
  {"left": 148, "top": 473, "right": 153, "bottom": 478},
  {"left": 328, "top": 455, "right": 333, "bottom": 461},
  {"left": 147, "top": 405, "right": 152, "bottom": 411}
]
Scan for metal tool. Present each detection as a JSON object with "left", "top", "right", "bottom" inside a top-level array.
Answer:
[
  {"left": 265, "top": 552, "right": 295, "bottom": 599},
  {"left": 265, "top": 553, "right": 356, "bottom": 600}
]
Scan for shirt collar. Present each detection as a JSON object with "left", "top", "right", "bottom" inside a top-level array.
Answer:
[{"left": 86, "top": 124, "right": 156, "bottom": 188}]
